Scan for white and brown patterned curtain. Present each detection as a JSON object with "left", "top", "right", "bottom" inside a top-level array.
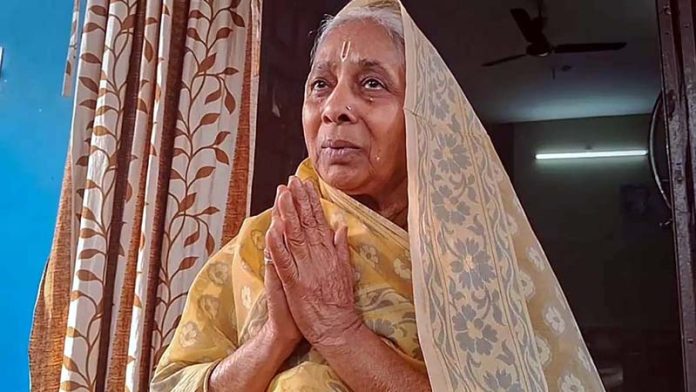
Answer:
[{"left": 30, "top": 0, "right": 262, "bottom": 390}]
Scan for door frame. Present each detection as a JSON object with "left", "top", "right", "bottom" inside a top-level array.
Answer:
[{"left": 656, "top": 0, "right": 696, "bottom": 389}]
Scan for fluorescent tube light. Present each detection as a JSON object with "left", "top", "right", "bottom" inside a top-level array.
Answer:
[{"left": 536, "top": 150, "right": 648, "bottom": 160}]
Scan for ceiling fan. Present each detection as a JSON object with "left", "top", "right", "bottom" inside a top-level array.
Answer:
[{"left": 483, "top": 3, "right": 627, "bottom": 67}]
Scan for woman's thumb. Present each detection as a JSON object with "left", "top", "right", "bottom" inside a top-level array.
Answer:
[{"left": 333, "top": 224, "right": 349, "bottom": 262}]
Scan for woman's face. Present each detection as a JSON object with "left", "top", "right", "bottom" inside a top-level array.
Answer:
[{"left": 302, "top": 19, "right": 406, "bottom": 199}]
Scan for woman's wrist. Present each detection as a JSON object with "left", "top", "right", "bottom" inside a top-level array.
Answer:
[
  {"left": 313, "top": 316, "right": 366, "bottom": 354},
  {"left": 311, "top": 322, "right": 432, "bottom": 392},
  {"left": 261, "top": 321, "right": 301, "bottom": 360},
  {"left": 208, "top": 322, "right": 300, "bottom": 392}
]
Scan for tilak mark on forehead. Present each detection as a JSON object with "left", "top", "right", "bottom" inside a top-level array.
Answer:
[{"left": 340, "top": 40, "right": 351, "bottom": 62}]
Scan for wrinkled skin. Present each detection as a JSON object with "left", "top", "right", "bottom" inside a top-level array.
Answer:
[{"left": 302, "top": 18, "right": 408, "bottom": 222}]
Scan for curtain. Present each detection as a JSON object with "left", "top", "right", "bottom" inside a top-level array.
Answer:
[{"left": 29, "top": 0, "right": 262, "bottom": 390}]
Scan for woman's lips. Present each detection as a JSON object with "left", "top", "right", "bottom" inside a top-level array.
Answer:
[
  {"left": 320, "top": 139, "right": 362, "bottom": 163},
  {"left": 321, "top": 139, "right": 359, "bottom": 149}
]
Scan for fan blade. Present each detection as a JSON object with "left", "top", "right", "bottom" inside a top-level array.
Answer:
[
  {"left": 554, "top": 42, "right": 627, "bottom": 53},
  {"left": 482, "top": 54, "right": 527, "bottom": 67},
  {"left": 510, "top": 8, "right": 545, "bottom": 44}
]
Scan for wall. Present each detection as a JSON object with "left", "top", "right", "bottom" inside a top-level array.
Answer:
[
  {"left": 0, "top": 1, "right": 72, "bottom": 390},
  {"left": 250, "top": 0, "right": 344, "bottom": 214},
  {"left": 510, "top": 114, "right": 679, "bottom": 330}
]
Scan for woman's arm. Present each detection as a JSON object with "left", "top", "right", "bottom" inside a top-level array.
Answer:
[
  {"left": 316, "top": 323, "right": 431, "bottom": 392},
  {"left": 209, "top": 323, "right": 296, "bottom": 392}
]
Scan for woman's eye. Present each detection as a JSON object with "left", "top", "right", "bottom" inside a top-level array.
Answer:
[
  {"left": 363, "top": 78, "right": 384, "bottom": 90},
  {"left": 311, "top": 80, "right": 329, "bottom": 90}
]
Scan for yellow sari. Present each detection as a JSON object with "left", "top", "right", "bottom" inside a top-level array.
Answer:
[
  {"left": 151, "top": 159, "right": 424, "bottom": 391},
  {"left": 153, "top": 1, "right": 605, "bottom": 391}
]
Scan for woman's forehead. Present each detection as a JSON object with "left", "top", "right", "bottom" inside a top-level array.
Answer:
[
  {"left": 310, "top": 58, "right": 395, "bottom": 76},
  {"left": 313, "top": 20, "right": 403, "bottom": 68}
]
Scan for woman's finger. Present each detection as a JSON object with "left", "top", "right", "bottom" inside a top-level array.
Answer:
[
  {"left": 333, "top": 224, "right": 356, "bottom": 290},
  {"left": 272, "top": 185, "right": 284, "bottom": 220},
  {"left": 304, "top": 181, "right": 333, "bottom": 245},
  {"left": 266, "top": 219, "right": 298, "bottom": 284},
  {"left": 263, "top": 249, "right": 281, "bottom": 291},
  {"left": 288, "top": 177, "right": 322, "bottom": 247},
  {"left": 278, "top": 187, "right": 311, "bottom": 263},
  {"left": 268, "top": 186, "right": 284, "bottom": 263},
  {"left": 333, "top": 224, "right": 350, "bottom": 264}
]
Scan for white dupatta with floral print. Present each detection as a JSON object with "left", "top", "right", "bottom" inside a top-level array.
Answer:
[{"left": 339, "top": 1, "right": 606, "bottom": 391}]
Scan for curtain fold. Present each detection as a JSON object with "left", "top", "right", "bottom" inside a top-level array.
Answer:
[{"left": 30, "top": 0, "right": 262, "bottom": 390}]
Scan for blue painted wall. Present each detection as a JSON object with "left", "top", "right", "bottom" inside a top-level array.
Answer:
[{"left": 0, "top": 1, "right": 73, "bottom": 390}]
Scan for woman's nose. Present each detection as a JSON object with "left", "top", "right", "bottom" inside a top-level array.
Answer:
[{"left": 321, "top": 84, "right": 358, "bottom": 125}]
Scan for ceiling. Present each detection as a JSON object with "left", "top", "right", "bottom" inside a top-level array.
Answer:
[{"left": 385, "top": 0, "right": 662, "bottom": 124}]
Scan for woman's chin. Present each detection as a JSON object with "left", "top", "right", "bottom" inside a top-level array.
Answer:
[{"left": 319, "top": 164, "right": 366, "bottom": 193}]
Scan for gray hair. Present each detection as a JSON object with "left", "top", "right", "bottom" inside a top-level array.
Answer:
[{"left": 310, "top": 1, "right": 404, "bottom": 65}]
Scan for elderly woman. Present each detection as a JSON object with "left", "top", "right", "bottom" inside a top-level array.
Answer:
[{"left": 152, "top": 1, "right": 605, "bottom": 391}]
